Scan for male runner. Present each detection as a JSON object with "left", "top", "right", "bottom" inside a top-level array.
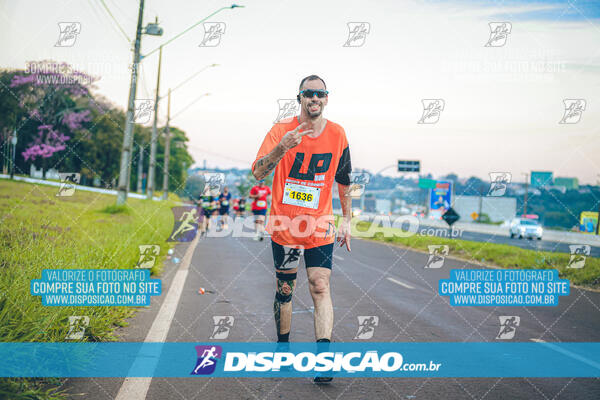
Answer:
[
  {"left": 249, "top": 180, "right": 271, "bottom": 241},
  {"left": 252, "top": 75, "right": 352, "bottom": 383},
  {"left": 199, "top": 194, "right": 213, "bottom": 236},
  {"left": 218, "top": 186, "right": 232, "bottom": 229}
]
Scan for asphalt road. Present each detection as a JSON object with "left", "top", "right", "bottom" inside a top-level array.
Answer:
[
  {"left": 413, "top": 220, "right": 600, "bottom": 257},
  {"left": 65, "top": 233, "right": 600, "bottom": 400}
]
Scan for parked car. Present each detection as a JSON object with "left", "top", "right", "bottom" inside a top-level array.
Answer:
[{"left": 509, "top": 218, "right": 543, "bottom": 240}]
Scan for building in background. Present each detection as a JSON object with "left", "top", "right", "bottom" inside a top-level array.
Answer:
[
  {"left": 553, "top": 177, "right": 579, "bottom": 190},
  {"left": 375, "top": 199, "right": 392, "bottom": 214},
  {"left": 364, "top": 194, "right": 376, "bottom": 212}
]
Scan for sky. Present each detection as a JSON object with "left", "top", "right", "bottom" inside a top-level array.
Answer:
[{"left": 1, "top": 0, "right": 600, "bottom": 184}]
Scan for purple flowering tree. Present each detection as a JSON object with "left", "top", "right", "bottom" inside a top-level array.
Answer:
[{"left": 9, "top": 60, "right": 97, "bottom": 168}]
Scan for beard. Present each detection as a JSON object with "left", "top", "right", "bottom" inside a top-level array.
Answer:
[{"left": 306, "top": 101, "right": 322, "bottom": 118}]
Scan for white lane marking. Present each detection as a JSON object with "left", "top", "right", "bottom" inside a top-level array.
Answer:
[
  {"left": 386, "top": 277, "right": 415, "bottom": 289},
  {"left": 530, "top": 338, "right": 546, "bottom": 343},
  {"left": 333, "top": 254, "right": 344, "bottom": 261},
  {"left": 115, "top": 234, "right": 199, "bottom": 400}
]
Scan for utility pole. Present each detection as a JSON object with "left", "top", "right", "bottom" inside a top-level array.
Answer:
[
  {"left": 147, "top": 45, "right": 163, "bottom": 199},
  {"left": 116, "top": 0, "right": 145, "bottom": 205},
  {"left": 136, "top": 144, "right": 144, "bottom": 193},
  {"left": 162, "top": 89, "right": 171, "bottom": 200}
]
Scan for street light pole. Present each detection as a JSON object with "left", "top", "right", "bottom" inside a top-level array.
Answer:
[
  {"left": 115, "top": 5, "right": 242, "bottom": 205},
  {"left": 116, "top": 0, "right": 145, "bottom": 205},
  {"left": 147, "top": 45, "right": 163, "bottom": 199},
  {"left": 162, "top": 89, "right": 171, "bottom": 200},
  {"left": 142, "top": 4, "right": 245, "bottom": 59}
]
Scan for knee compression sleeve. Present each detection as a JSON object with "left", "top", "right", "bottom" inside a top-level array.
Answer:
[{"left": 275, "top": 271, "right": 297, "bottom": 303}]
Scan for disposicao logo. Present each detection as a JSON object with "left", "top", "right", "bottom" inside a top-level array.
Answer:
[
  {"left": 223, "top": 350, "right": 405, "bottom": 372},
  {"left": 191, "top": 345, "right": 222, "bottom": 375},
  {"left": 190, "top": 345, "right": 442, "bottom": 376}
]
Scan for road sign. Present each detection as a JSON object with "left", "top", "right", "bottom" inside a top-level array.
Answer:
[
  {"left": 470, "top": 212, "right": 478, "bottom": 220},
  {"left": 531, "top": 171, "right": 553, "bottom": 188},
  {"left": 429, "top": 180, "right": 452, "bottom": 220},
  {"left": 398, "top": 160, "right": 420, "bottom": 172},
  {"left": 418, "top": 178, "right": 436, "bottom": 189},
  {"left": 580, "top": 211, "right": 598, "bottom": 234},
  {"left": 442, "top": 207, "right": 460, "bottom": 226}
]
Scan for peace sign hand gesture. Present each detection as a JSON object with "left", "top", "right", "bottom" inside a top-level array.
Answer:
[{"left": 279, "top": 122, "right": 313, "bottom": 152}]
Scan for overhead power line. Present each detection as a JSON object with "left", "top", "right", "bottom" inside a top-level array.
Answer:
[
  {"left": 170, "top": 93, "right": 210, "bottom": 121},
  {"left": 98, "top": 0, "right": 132, "bottom": 43}
]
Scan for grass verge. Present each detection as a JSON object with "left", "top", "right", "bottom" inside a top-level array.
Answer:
[
  {"left": 349, "top": 219, "right": 599, "bottom": 289},
  {"left": 0, "top": 180, "right": 180, "bottom": 398}
]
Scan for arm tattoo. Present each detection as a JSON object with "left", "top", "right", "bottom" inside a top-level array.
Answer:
[{"left": 253, "top": 145, "right": 286, "bottom": 180}]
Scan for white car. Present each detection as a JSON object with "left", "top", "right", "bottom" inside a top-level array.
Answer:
[{"left": 509, "top": 218, "right": 543, "bottom": 240}]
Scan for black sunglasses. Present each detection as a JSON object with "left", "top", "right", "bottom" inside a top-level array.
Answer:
[{"left": 300, "top": 89, "right": 329, "bottom": 99}]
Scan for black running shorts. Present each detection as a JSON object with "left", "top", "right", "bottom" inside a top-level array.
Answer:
[{"left": 272, "top": 240, "right": 334, "bottom": 270}]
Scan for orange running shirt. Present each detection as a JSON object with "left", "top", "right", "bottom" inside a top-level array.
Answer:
[{"left": 252, "top": 117, "right": 352, "bottom": 249}]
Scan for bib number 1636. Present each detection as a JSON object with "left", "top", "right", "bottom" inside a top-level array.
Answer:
[
  {"left": 283, "top": 182, "right": 320, "bottom": 209},
  {"left": 289, "top": 191, "right": 313, "bottom": 202}
]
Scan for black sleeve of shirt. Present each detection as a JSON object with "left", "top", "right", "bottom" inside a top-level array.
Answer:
[{"left": 335, "top": 146, "right": 352, "bottom": 185}]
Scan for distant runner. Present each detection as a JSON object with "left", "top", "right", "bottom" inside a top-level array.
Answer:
[
  {"left": 249, "top": 181, "right": 271, "bottom": 241},
  {"left": 210, "top": 196, "right": 219, "bottom": 218},
  {"left": 232, "top": 198, "right": 240, "bottom": 216},
  {"left": 251, "top": 75, "right": 352, "bottom": 383},
  {"left": 199, "top": 194, "right": 214, "bottom": 236},
  {"left": 236, "top": 197, "right": 246, "bottom": 217},
  {"left": 218, "top": 186, "right": 232, "bottom": 229}
]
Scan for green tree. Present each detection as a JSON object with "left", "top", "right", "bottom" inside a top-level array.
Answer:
[{"left": 0, "top": 63, "right": 195, "bottom": 192}]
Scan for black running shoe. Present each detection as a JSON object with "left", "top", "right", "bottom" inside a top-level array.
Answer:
[{"left": 314, "top": 338, "right": 332, "bottom": 383}]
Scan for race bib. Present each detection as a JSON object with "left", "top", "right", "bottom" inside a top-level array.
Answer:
[
  {"left": 202, "top": 201, "right": 211, "bottom": 208},
  {"left": 256, "top": 200, "right": 267, "bottom": 208},
  {"left": 221, "top": 200, "right": 229, "bottom": 206},
  {"left": 282, "top": 182, "right": 320, "bottom": 209}
]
